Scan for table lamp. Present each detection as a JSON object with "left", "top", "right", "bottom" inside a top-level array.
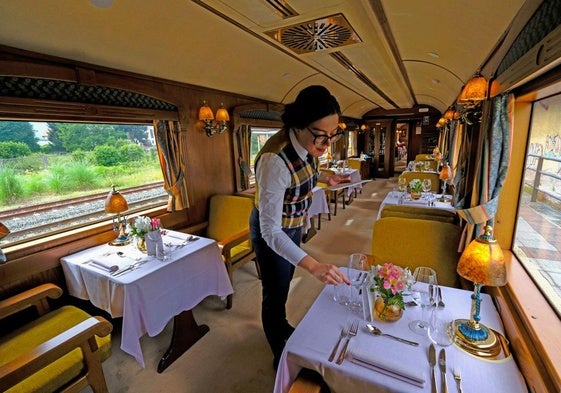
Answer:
[
  {"left": 105, "top": 185, "right": 130, "bottom": 246},
  {"left": 439, "top": 162, "right": 452, "bottom": 201},
  {"left": 0, "top": 222, "right": 10, "bottom": 264},
  {"left": 453, "top": 225, "right": 507, "bottom": 357}
]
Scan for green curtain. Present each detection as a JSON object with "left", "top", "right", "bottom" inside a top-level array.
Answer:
[
  {"left": 153, "top": 120, "right": 190, "bottom": 211},
  {"left": 456, "top": 93, "right": 513, "bottom": 248}
]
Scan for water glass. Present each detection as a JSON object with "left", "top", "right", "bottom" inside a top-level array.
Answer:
[
  {"left": 348, "top": 253, "right": 367, "bottom": 312},
  {"left": 428, "top": 307, "right": 455, "bottom": 347},
  {"left": 333, "top": 283, "right": 350, "bottom": 306}
]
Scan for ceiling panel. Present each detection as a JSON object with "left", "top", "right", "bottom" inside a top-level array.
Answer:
[{"left": 0, "top": 0, "right": 534, "bottom": 118}]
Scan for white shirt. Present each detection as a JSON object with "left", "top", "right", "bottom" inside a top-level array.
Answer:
[{"left": 255, "top": 129, "right": 309, "bottom": 266}]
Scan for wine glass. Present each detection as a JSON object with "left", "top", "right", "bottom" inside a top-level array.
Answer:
[
  {"left": 348, "top": 253, "right": 367, "bottom": 313},
  {"left": 428, "top": 307, "right": 455, "bottom": 347},
  {"left": 397, "top": 176, "right": 407, "bottom": 197},
  {"left": 422, "top": 178, "right": 432, "bottom": 199},
  {"left": 408, "top": 267, "right": 438, "bottom": 336}
]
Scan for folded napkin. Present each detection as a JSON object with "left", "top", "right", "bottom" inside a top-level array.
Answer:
[
  {"left": 350, "top": 348, "right": 425, "bottom": 388},
  {"left": 89, "top": 257, "right": 120, "bottom": 273}
]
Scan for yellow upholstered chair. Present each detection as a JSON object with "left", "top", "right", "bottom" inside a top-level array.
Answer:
[
  {"left": 371, "top": 217, "right": 462, "bottom": 287},
  {"left": 380, "top": 205, "right": 459, "bottom": 225},
  {"left": 398, "top": 171, "right": 440, "bottom": 192},
  {"left": 197, "top": 194, "right": 257, "bottom": 309},
  {"left": 0, "top": 283, "right": 112, "bottom": 393},
  {"left": 415, "top": 153, "right": 433, "bottom": 162}
]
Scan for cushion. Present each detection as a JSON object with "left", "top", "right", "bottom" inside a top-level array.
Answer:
[
  {"left": 371, "top": 217, "right": 462, "bottom": 287},
  {"left": 380, "top": 205, "right": 458, "bottom": 224},
  {"left": 0, "top": 306, "right": 111, "bottom": 393},
  {"left": 207, "top": 195, "right": 253, "bottom": 248}
]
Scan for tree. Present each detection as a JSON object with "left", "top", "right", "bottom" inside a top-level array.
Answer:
[
  {"left": 54, "top": 123, "right": 127, "bottom": 152},
  {"left": 46, "top": 122, "right": 64, "bottom": 152},
  {"left": 117, "top": 125, "right": 149, "bottom": 145},
  {"left": 0, "top": 121, "right": 40, "bottom": 151}
]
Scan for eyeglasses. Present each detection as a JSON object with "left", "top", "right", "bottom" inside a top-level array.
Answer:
[{"left": 306, "top": 127, "right": 344, "bottom": 146}]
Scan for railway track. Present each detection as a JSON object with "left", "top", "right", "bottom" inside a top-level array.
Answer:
[
  {"left": 1, "top": 182, "right": 167, "bottom": 244},
  {"left": 0, "top": 183, "right": 164, "bottom": 221}
]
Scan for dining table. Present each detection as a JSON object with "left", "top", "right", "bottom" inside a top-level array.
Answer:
[
  {"left": 274, "top": 277, "right": 528, "bottom": 393},
  {"left": 377, "top": 190, "right": 456, "bottom": 219},
  {"left": 305, "top": 185, "right": 330, "bottom": 232},
  {"left": 60, "top": 231, "right": 233, "bottom": 371}
]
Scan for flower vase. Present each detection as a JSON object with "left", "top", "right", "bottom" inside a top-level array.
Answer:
[
  {"left": 136, "top": 236, "right": 147, "bottom": 253},
  {"left": 373, "top": 296, "right": 403, "bottom": 322},
  {"left": 410, "top": 190, "right": 422, "bottom": 200},
  {"left": 146, "top": 230, "right": 165, "bottom": 259}
]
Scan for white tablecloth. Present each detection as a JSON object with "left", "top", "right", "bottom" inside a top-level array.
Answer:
[
  {"left": 377, "top": 191, "right": 456, "bottom": 219},
  {"left": 305, "top": 186, "right": 330, "bottom": 231},
  {"left": 60, "top": 232, "right": 233, "bottom": 367},
  {"left": 338, "top": 168, "right": 362, "bottom": 196},
  {"left": 274, "top": 284, "right": 527, "bottom": 393}
]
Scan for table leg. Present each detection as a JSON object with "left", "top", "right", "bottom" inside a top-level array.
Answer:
[{"left": 157, "top": 309, "right": 209, "bottom": 373}]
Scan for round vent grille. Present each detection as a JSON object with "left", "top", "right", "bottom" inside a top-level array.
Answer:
[
  {"left": 266, "top": 13, "right": 361, "bottom": 54},
  {"left": 282, "top": 22, "right": 352, "bottom": 52}
]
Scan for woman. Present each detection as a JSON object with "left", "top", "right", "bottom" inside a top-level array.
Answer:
[{"left": 249, "top": 85, "right": 350, "bottom": 370}]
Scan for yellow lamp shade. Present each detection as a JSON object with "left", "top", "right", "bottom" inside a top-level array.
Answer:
[
  {"left": 458, "top": 74, "right": 488, "bottom": 103},
  {"left": 215, "top": 105, "right": 230, "bottom": 122},
  {"left": 104, "top": 186, "right": 128, "bottom": 213},
  {"left": 457, "top": 225, "right": 506, "bottom": 286},
  {"left": 198, "top": 102, "right": 214, "bottom": 121}
]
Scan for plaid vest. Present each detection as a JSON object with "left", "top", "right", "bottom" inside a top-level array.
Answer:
[{"left": 254, "top": 129, "right": 318, "bottom": 228}]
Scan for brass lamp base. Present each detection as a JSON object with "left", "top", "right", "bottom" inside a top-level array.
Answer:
[
  {"left": 108, "top": 235, "right": 131, "bottom": 247},
  {"left": 452, "top": 319, "right": 502, "bottom": 358}
]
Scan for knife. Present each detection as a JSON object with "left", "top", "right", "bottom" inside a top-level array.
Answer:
[
  {"left": 429, "top": 344, "right": 438, "bottom": 393},
  {"left": 439, "top": 348, "right": 448, "bottom": 393}
]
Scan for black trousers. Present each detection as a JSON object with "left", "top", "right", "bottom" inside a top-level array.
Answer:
[{"left": 249, "top": 207, "right": 300, "bottom": 363}]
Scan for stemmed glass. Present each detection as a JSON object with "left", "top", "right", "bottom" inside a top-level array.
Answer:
[
  {"left": 397, "top": 177, "right": 407, "bottom": 199},
  {"left": 428, "top": 307, "right": 455, "bottom": 347},
  {"left": 422, "top": 179, "right": 432, "bottom": 199},
  {"left": 348, "top": 253, "right": 367, "bottom": 313},
  {"left": 408, "top": 267, "right": 438, "bottom": 336}
]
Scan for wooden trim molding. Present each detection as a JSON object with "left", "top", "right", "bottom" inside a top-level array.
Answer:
[{"left": 488, "top": 251, "right": 561, "bottom": 393}]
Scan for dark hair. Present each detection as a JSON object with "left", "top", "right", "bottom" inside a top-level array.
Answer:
[{"left": 281, "top": 85, "right": 341, "bottom": 129}]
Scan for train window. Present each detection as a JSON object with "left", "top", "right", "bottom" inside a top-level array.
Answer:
[
  {"left": 0, "top": 121, "right": 167, "bottom": 246},
  {"left": 513, "top": 92, "right": 561, "bottom": 315},
  {"left": 249, "top": 127, "right": 278, "bottom": 186}
]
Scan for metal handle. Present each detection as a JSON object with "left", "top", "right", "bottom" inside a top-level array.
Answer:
[
  {"left": 442, "top": 374, "right": 448, "bottom": 393},
  {"left": 336, "top": 338, "right": 350, "bottom": 364},
  {"left": 385, "top": 333, "right": 419, "bottom": 346},
  {"left": 328, "top": 332, "right": 344, "bottom": 362},
  {"left": 431, "top": 368, "right": 438, "bottom": 393}
]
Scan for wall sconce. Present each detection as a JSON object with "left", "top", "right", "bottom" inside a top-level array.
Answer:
[
  {"left": 199, "top": 101, "right": 230, "bottom": 137},
  {"left": 453, "top": 225, "right": 507, "bottom": 358},
  {"left": 0, "top": 222, "right": 10, "bottom": 264},
  {"left": 457, "top": 72, "right": 488, "bottom": 124},
  {"left": 105, "top": 185, "right": 130, "bottom": 246}
]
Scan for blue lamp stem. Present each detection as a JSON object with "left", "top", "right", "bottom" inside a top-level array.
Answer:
[{"left": 458, "top": 283, "right": 489, "bottom": 341}]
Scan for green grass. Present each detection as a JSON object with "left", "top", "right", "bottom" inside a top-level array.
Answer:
[{"left": 0, "top": 153, "right": 163, "bottom": 209}]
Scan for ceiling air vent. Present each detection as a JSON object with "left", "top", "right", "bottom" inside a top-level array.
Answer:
[
  {"left": 265, "top": 13, "right": 361, "bottom": 54},
  {"left": 264, "top": 0, "right": 298, "bottom": 19}
]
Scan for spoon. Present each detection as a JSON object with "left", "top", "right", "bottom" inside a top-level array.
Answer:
[{"left": 366, "top": 324, "right": 419, "bottom": 346}]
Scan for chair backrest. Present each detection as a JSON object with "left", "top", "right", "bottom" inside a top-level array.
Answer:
[
  {"left": 380, "top": 205, "right": 458, "bottom": 224},
  {"left": 415, "top": 154, "right": 433, "bottom": 161},
  {"left": 207, "top": 194, "right": 253, "bottom": 242},
  {"left": 398, "top": 172, "right": 440, "bottom": 192},
  {"left": 371, "top": 216, "right": 462, "bottom": 287}
]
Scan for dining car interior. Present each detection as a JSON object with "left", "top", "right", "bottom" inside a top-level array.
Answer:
[{"left": 1, "top": 0, "right": 561, "bottom": 392}]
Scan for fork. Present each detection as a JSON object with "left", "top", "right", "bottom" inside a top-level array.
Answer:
[
  {"left": 328, "top": 328, "right": 346, "bottom": 362},
  {"left": 336, "top": 319, "right": 358, "bottom": 365},
  {"left": 454, "top": 367, "right": 463, "bottom": 393}
]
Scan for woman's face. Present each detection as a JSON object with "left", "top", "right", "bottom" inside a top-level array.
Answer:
[{"left": 298, "top": 113, "right": 341, "bottom": 157}]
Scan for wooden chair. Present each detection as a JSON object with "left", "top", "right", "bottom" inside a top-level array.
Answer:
[
  {"left": 288, "top": 368, "right": 329, "bottom": 393},
  {"left": 371, "top": 216, "right": 462, "bottom": 287},
  {"left": 0, "top": 283, "right": 112, "bottom": 393},
  {"left": 187, "top": 194, "right": 258, "bottom": 309}
]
